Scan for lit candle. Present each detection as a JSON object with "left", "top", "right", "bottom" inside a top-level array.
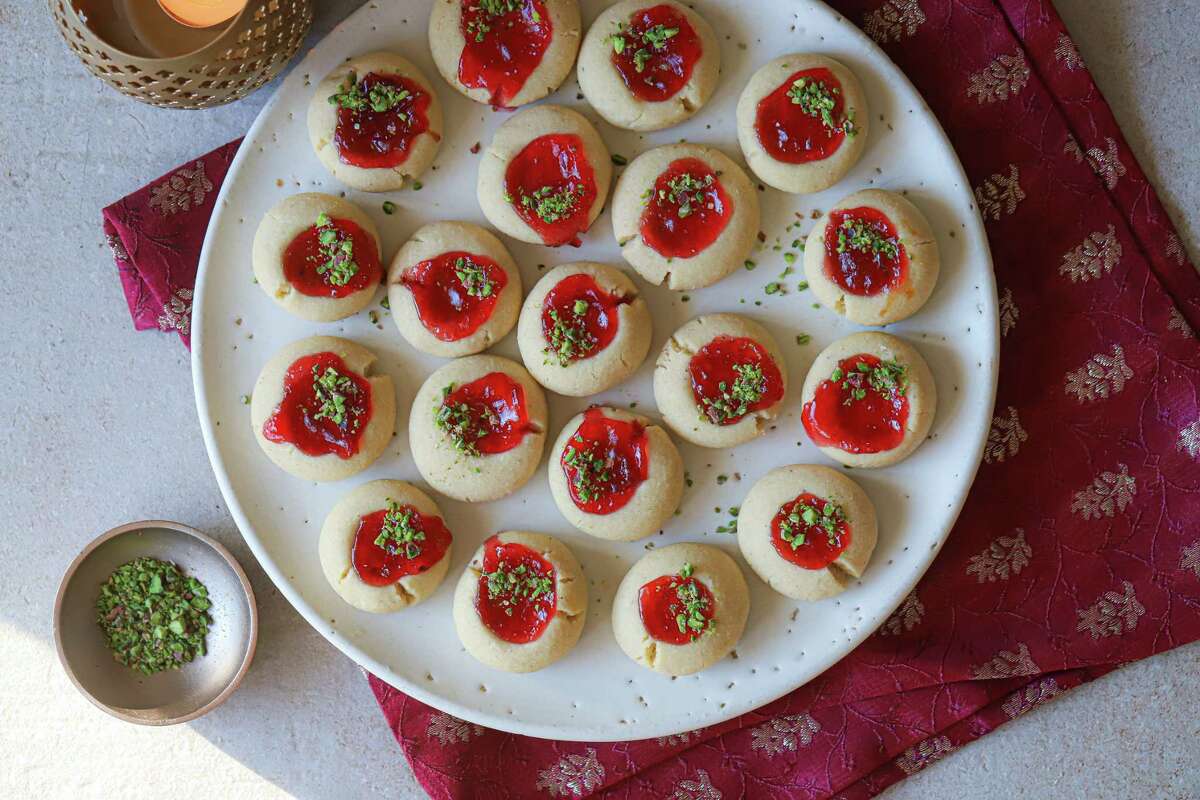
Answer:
[{"left": 157, "top": 0, "right": 247, "bottom": 28}]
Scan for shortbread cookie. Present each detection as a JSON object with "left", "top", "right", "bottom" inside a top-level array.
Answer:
[
  {"left": 612, "top": 143, "right": 759, "bottom": 290},
  {"left": 738, "top": 465, "right": 877, "bottom": 601},
  {"left": 429, "top": 0, "right": 581, "bottom": 108},
  {"left": 516, "top": 262, "right": 651, "bottom": 396},
  {"left": 388, "top": 221, "right": 522, "bottom": 357},
  {"left": 319, "top": 480, "right": 454, "bottom": 613},
  {"left": 736, "top": 54, "right": 868, "bottom": 193},
  {"left": 250, "top": 336, "right": 396, "bottom": 482},
  {"left": 252, "top": 193, "right": 383, "bottom": 322},
  {"left": 800, "top": 331, "right": 936, "bottom": 468},
  {"left": 453, "top": 531, "right": 587, "bottom": 672},
  {"left": 577, "top": 0, "right": 720, "bottom": 131},
  {"left": 409, "top": 355, "right": 547, "bottom": 501},
  {"left": 477, "top": 104, "right": 612, "bottom": 246},
  {"left": 804, "top": 189, "right": 939, "bottom": 325},
  {"left": 653, "top": 314, "right": 787, "bottom": 448},
  {"left": 308, "top": 51, "right": 443, "bottom": 192},
  {"left": 547, "top": 406, "right": 684, "bottom": 540},
  {"left": 611, "top": 543, "right": 748, "bottom": 676}
]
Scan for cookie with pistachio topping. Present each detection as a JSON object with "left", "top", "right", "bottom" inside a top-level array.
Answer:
[
  {"left": 517, "top": 262, "right": 652, "bottom": 397},
  {"left": 319, "top": 480, "right": 454, "bottom": 613},
  {"left": 250, "top": 336, "right": 395, "bottom": 482},
  {"left": 653, "top": 313, "right": 788, "bottom": 449},
  {"left": 477, "top": 104, "right": 612, "bottom": 246},
  {"left": 253, "top": 193, "right": 383, "bottom": 322}
]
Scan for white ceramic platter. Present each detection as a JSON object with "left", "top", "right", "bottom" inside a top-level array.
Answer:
[{"left": 193, "top": 0, "right": 997, "bottom": 741}]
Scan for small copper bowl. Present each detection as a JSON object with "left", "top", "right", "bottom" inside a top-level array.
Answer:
[{"left": 53, "top": 520, "right": 258, "bottom": 725}]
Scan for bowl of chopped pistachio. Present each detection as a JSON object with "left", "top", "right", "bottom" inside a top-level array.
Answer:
[{"left": 53, "top": 521, "right": 258, "bottom": 725}]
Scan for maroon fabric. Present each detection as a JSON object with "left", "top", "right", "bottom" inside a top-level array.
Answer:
[
  {"left": 103, "top": 1, "right": 1200, "bottom": 797},
  {"left": 103, "top": 139, "right": 241, "bottom": 348}
]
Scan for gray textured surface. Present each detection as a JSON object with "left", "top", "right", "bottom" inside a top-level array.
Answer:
[{"left": 0, "top": 1, "right": 1196, "bottom": 798}]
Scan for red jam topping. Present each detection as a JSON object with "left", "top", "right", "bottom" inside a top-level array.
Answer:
[
  {"left": 824, "top": 207, "right": 908, "bottom": 296},
  {"left": 560, "top": 408, "right": 649, "bottom": 515},
  {"left": 436, "top": 371, "right": 535, "bottom": 455},
  {"left": 771, "top": 492, "right": 850, "bottom": 570},
  {"left": 401, "top": 251, "right": 508, "bottom": 341},
  {"left": 263, "top": 352, "right": 373, "bottom": 459},
  {"left": 608, "top": 4, "right": 703, "bottom": 102},
  {"left": 330, "top": 72, "right": 433, "bottom": 169},
  {"left": 638, "top": 563, "right": 715, "bottom": 645},
  {"left": 283, "top": 215, "right": 382, "bottom": 298},
  {"left": 540, "top": 273, "right": 629, "bottom": 366},
  {"left": 639, "top": 157, "right": 732, "bottom": 259},
  {"left": 688, "top": 336, "right": 785, "bottom": 425},
  {"left": 352, "top": 502, "right": 453, "bottom": 586},
  {"left": 504, "top": 133, "right": 598, "bottom": 247},
  {"left": 802, "top": 353, "right": 910, "bottom": 454},
  {"left": 458, "top": 0, "right": 552, "bottom": 108},
  {"left": 754, "top": 67, "right": 855, "bottom": 164},
  {"left": 475, "top": 536, "right": 556, "bottom": 644}
]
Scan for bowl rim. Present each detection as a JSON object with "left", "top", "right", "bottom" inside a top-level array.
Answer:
[{"left": 52, "top": 519, "right": 259, "bottom": 726}]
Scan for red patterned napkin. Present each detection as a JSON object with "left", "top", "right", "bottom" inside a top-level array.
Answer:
[{"left": 103, "top": 0, "right": 1200, "bottom": 796}]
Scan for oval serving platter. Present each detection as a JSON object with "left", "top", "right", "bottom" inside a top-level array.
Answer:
[{"left": 193, "top": 0, "right": 998, "bottom": 741}]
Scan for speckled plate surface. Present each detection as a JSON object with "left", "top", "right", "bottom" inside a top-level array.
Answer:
[{"left": 192, "top": 0, "right": 997, "bottom": 741}]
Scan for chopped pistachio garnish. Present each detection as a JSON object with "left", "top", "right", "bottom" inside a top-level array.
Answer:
[
  {"left": 467, "top": 0, "right": 526, "bottom": 42},
  {"left": 312, "top": 365, "right": 355, "bottom": 426},
  {"left": 795, "top": 333, "right": 811, "bottom": 345},
  {"left": 563, "top": 435, "right": 613, "bottom": 503},
  {"left": 454, "top": 257, "right": 495, "bottom": 298},
  {"left": 483, "top": 562, "right": 554, "bottom": 615},
  {"left": 382, "top": 201, "right": 397, "bottom": 215},
  {"left": 314, "top": 212, "right": 358, "bottom": 287},
  {"left": 95, "top": 557, "right": 212, "bottom": 676},
  {"left": 836, "top": 217, "right": 900, "bottom": 261},
  {"left": 608, "top": 21, "right": 680, "bottom": 72},
  {"left": 778, "top": 497, "right": 845, "bottom": 549},
  {"left": 373, "top": 499, "right": 425, "bottom": 558},
  {"left": 715, "top": 506, "right": 740, "bottom": 535},
  {"left": 673, "top": 562, "right": 714, "bottom": 637},
  {"left": 833, "top": 359, "right": 908, "bottom": 404},
  {"left": 611, "top": 153, "right": 629, "bottom": 166},
  {"left": 435, "top": 384, "right": 497, "bottom": 456},
  {"left": 787, "top": 77, "right": 857, "bottom": 137},
  {"left": 700, "top": 362, "right": 766, "bottom": 424},
  {"left": 519, "top": 184, "right": 580, "bottom": 224},
  {"left": 544, "top": 302, "right": 595, "bottom": 366},
  {"left": 659, "top": 172, "right": 715, "bottom": 219},
  {"left": 329, "top": 73, "right": 413, "bottom": 120}
]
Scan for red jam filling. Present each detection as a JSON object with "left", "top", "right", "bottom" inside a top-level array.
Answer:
[
  {"left": 263, "top": 352, "right": 373, "bottom": 459},
  {"left": 770, "top": 492, "right": 850, "bottom": 570},
  {"left": 824, "top": 207, "right": 908, "bottom": 296},
  {"left": 638, "top": 567, "right": 715, "bottom": 645},
  {"left": 437, "top": 371, "right": 535, "bottom": 455},
  {"left": 802, "top": 353, "right": 910, "bottom": 454},
  {"left": 688, "top": 336, "right": 785, "bottom": 426},
  {"left": 609, "top": 4, "right": 703, "bottom": 102},
  {"left": 331, "top": 72, "right": 433, "bottom": 169},
  {"left": 504, "top": 133, "right": 598, "bottom": 247},
  {"left": 639, "top": 157, "right": 732, "bottom": 259},
  {"left": 540, "top": 273, "right": 629, "bottom": 365},
  {"left": 352, "top": 503, "right": 453, "bottom": 586},
  {"left": 401, "top": 251, "right": 508, "bottom": 341},
  {"left": 475, "top": 536, "right": 556, "bottom": 644},
  {"left": 754, "top": 67, "right": 851, "bottom": 164},
  {"left": 282, "top": 217, "right": 382, "bottom": 298},
  {"left": 560, "top": 408, "right": 649, "bottom": 515},
  {"left": 458, "top": 0, "right": 552, "bottom": 108}
]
